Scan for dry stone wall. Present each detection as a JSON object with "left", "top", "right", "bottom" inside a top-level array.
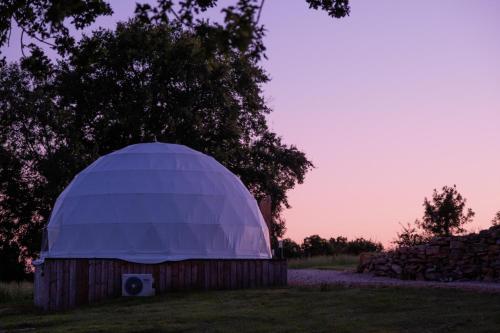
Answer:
[{"left": 358, "top": 226, "right": 500, "bottom": 282}]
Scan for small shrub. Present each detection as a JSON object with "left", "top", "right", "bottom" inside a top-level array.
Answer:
[{"left": 393, "top": 221, "right": 428, "bottom": 248}]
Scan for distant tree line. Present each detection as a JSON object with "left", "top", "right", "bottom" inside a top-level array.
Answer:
[{"left": 281, "top": 235, "right": 383, "bottom": 259}]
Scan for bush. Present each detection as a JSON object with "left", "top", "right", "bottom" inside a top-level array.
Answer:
[
  {"left": 301, "top": 235, "right": 332, "bottom": 257},
  {"left": 344, "top": 238, "right": 383, "bottom": 255},
  {"left": 281, "top": 238, "right": 302, "bottom": 258},
  {"left": 393, "top": 221, "right": 428, "bottom": 248},
  {"left": 328, "top": 236, "right": 348, "bottom": 254}
]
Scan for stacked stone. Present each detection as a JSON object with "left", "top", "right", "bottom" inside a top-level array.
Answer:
[{"left": 358, "top": 225, "right": 500, "bottom": 282}]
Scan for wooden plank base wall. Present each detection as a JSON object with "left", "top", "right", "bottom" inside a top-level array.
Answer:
[{"left": 34, "top": 259, "right": 287, "bottom": 311}]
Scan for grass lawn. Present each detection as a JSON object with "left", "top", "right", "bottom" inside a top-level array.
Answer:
[
  {"left": 287, "top": 255, "right": 359, "bottom": 270},
  {"left": 1, "top": 282, "right": 500, "bottom": 332}
]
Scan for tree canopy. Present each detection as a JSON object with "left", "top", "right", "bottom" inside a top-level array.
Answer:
[
  {"left": 419, "top": 185, "right": 475, "bottom": 237},
  {"left": 0, "top": 0, "right": 350, "bottom": 60}
]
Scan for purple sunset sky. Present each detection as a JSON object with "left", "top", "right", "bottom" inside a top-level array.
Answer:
[{"left": 3, "top": 0, "right": 500, "bottom": 245}]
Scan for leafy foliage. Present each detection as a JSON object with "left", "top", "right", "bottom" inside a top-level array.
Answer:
[
  {"left": 281, "top": 238, "right": 302, "bottom": 259},
  {"left": 306, "top": 0, "right": 350, "bottom": 17},
  {"left": 296, "top": 234, "right": 383, "bottom": 258},
  {"left": 392, "top": 221, "right": 428, "bottom": 248},
  {"left": 419, "top": 185, "right": 475, "bottom": 237},
  {"left": 302, "top": 235, "right": 332, "bottom": 256},
  {"left": 491, "top": 211, "right": 500, "bottom": 226},
  {"left": 344, "top": 237, "right": 383, "bottom": 255},
  {"left": 0, "top": 0, "right": 350, "bottom": 60},
  {"left": 0, "top": 0, "right": 112, "bottom": 57}
]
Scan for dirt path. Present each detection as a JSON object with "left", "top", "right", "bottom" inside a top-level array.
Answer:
[{"left": 288, "top": 269, "right": 500, "bottom": 293}]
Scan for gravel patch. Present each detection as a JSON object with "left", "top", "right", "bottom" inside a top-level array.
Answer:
[{"left": 288, "top": 269, "right": 500, "bottom": 293}]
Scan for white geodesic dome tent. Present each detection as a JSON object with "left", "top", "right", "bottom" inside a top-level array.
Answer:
[{"left": 41, "top": 142, "right": 272, "bottom": 263}]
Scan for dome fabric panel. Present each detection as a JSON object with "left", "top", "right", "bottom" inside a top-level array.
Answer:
[{"left": 42, "top": 143, "right": 272, "bottom": 263}]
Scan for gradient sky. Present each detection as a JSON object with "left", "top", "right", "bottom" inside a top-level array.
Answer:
[{"left": 3, "top": 0, "right": 500, "bottom": 246}]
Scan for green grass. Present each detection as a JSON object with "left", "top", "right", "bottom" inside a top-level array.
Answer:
[
  {"left": 287, "top": 255, "right": 359, "bottom": 270},
  {"left": 2, "top": 283, "right": 500, "bottom": 332},
  {"left": 0, "top": 281, "right": 33, "bottom": 303}
]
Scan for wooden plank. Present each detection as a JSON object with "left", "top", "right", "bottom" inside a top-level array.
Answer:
[
  {"left": 242, "top": 261, "right": 249, "bottom": 288},
  {"left": 248, "top": 261, "right": 255, "bottom": 288},
  {"left": 268, "top": 260, "right": 275, "bottom": 286},
  {"left": 188, "top": 261, "right": 193, "bottom": 289},
  {"left": 98, "top": 260, "right": 104, "bottom": 301},
  {"left": 34, "top": 265, "right": 40, "bottom": 307},
  {"left": 82, "top": 259, "right": 90, "bottom": 305},
  {"left": 223, "top": 261, "right": 231, "bottom": 289},
  {"left": 101, "top": 260, "right": 110, "bottom": 299},
  {"left": 159, "top": 264, "right": 166, "bottom": 293},
  {"left": 230, "top": 261, "right": 237, "bottom": 289},
  {"left": 69, "top": 260, "right": 77, "bottom": 308},
  {"left": 203, "top": 261, "right": 210, "bottom": 290},
  {"left": 198, "top": 261, "right": 204, "bottom": 289},
  {"left": 123, "top": 261, "right": 130, "bottom": 274},
  {"left": 166, "top": 263, "right": 172, "bottom": 291},
  {"left": 153, "top": 264, "right": 160, "bottom": 294},
  {"left": 208, "top": 261, "right": 214, "bottom": 289},
  {"left": 55, "top": 260, "right": 64, "bottom": 310},
  {"left": 256, "top": 261, "right": 263, "bottom": 287},
  {"left": 42, "top": 261, "right": 51, "bottom": 311},
  {"left": 262, "top": 260, "right": 269, "bottom": 287},
  {"left": 180, "top": 262, "right": 187, "bottom": 290},
  {"left": 96, "top": 260, "right": 103, "bottom": 302},
  {"left": 107, "top": 260, "right": 114, "bottom": 297},
  {"left": 217, "top": 261, "right": 224, "bottom": 289},
  {"left": 35, "top": 262, "right": 49, "bottom": 310},
  {"left": 184, "top": 261, "right": 191, "bottom": 289},
  {"left": 274, "top": 260, "right": 280, "bottom": 286},
  {"left": 121, "top": 261, "right": 128, "bottom": 274},
  {"left": 88, "top": 260, "right": 95, "bottom": 304},
  {"left": 63, "top": 260, "right": 70, "bottom": 310},
  {"left": 202, "top": 260, "right": 210, "bottom": 290},
  {"left": 269, "top": 260, "right": 275, "bottom": 285},
  {"left": 189, "top": 261, "right": 195, "bottom": 289},
  {"left": 74, "top": 260, "right": 81, "bottom": 306},
  {"left": 114, "top": 261, "right": 122, "bottom": 296},
  {"left": 76, "top": 259, "right": 88, "bottom": 305},
  {"left": 108, "top": 260, "right": 114, "bottom": 297},
  {"left": 191, "top": 261, "right": 198, "bottom": 289},
  {"left": 100, "top": 260, "right": 107, "bottom": 300},
  {"left": 48, "top": 261, "right": 57, "bottom": 311},
  {"left": 172, "top": 262, "right": 179, "bottom": 290},
  {"left": 236, "top": 260, "right": 243, "bottom": 289}
]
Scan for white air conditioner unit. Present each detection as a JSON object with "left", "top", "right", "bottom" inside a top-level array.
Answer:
[{"left": 122, "top": 274, "right": 155, "bottom": 297}]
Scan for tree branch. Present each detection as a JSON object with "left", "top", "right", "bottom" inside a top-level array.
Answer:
[
  {"left": 256, "top": 0, "right": 266, "bottom": 25},
  {"left": 20, "top": 27, "right": 56, "bottom": 48},
  {"left": 20, "top": 29, "right": 25, "bottom": 57}
]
